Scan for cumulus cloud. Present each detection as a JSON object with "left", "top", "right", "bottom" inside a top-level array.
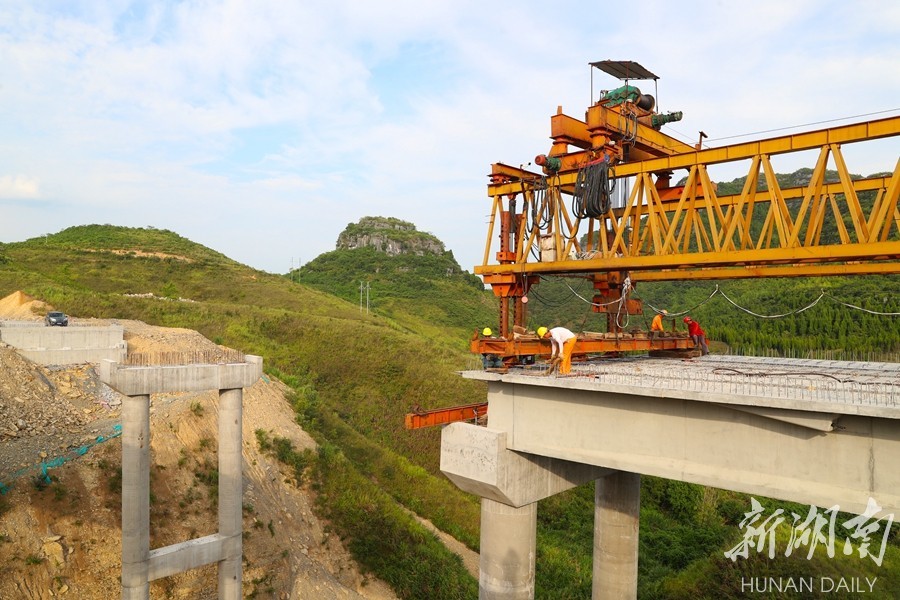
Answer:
[{"left": 0, "top": 175, "right": 41, "bottom": 199}]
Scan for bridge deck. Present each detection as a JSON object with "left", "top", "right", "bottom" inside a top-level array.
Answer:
[{"left": 462, "top": 355, "right": 900, "bottom": 419}]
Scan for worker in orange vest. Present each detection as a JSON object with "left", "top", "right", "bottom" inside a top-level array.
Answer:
[{"left": 650, "top": 309, "right": 668, "bottom": 338}]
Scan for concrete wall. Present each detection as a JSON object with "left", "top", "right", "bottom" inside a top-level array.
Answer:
[{"left": 0, "top": 324, "right": 127, "bottom": 365}]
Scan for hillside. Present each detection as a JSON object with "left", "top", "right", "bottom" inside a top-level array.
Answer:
[
  {"left": 0, "top": 309, "right": 400, "bottom": 599},
  {"left": 0, "top": 225, "right": 485, "bottom": 599},
  {"left": 295, "top": 217, "right": 495, "bottom": 338}
]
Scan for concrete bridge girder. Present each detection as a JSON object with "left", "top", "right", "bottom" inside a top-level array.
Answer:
[{"left": 477, "top": 377, "right": 900, "bottom": 516}]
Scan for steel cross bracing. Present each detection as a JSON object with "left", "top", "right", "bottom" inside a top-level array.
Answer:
[{"left": 479, "top": 115, "right": 900, "bottom": 282}]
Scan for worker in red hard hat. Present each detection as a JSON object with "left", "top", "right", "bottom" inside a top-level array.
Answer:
[
  {"left": 540, "top": 326, "right": 577, "bottom": 375},
  {"left": 683, "top": 316, "right": 709, "bottom": 355}
]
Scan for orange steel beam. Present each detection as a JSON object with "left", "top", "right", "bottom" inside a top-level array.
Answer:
[
  {"left": 405, "top": 402, "right": 488, "bottom": 430},
  {"left": 472, "top": 331, "right": 696, "bottom": 357}
]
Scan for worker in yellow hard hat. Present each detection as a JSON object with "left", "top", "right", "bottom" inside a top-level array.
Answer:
[
  {"left": 540, "top": 326, "right": 576, "bottom": 375},
  {"left": 480, "top": 327, "right": 503, "bottom": 369}
]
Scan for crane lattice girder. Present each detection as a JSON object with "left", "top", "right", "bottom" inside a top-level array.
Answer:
[{"left": 478, "top": 116, "right": 900, "bottom": 281}]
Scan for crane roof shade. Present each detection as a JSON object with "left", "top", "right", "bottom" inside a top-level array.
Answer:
[{"left": 590, "top": 60, "right": 658, "bottom": 81}]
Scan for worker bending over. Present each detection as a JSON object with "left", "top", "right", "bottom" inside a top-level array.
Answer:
[
  {"left": 683, "top": 316, "right": 710, "bottom": 355},
  {"left": 538, "top": 326, "right": 577, "bottom": 375}
]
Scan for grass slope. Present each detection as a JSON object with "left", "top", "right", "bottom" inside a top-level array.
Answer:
[{"left": 0, "top": 225, "right": 483, "bottom": 598}]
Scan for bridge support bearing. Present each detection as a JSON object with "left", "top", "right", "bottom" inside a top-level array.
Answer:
[
  {"left": 479, "top": 499, "right": 537, "bottom": 599},
  {"left": 593, "top": 471, "right": 640, "bottom": 600}
]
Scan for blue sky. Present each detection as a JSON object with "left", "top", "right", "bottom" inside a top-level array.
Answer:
[{"left": 2, "top": 0, "right": 898, "bottom": 275}]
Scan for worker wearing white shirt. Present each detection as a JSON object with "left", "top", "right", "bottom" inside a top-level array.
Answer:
[{"left": 537, "top": 326, "right": 577, "bottom": 375}]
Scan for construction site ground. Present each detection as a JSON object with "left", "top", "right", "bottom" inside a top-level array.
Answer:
[{"left": 0, "top": 291, "right": 478, "bottom": 599}]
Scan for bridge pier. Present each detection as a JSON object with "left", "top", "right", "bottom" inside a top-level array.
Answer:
[
  {"left": 101, "top": 357, "right": 262, "bottom": 600},
  {"left": 593, "top": 471, "right": 640, "bottom": 600},
  {"left": 479, "top": 499, "right": 537, "bottom": 599}
]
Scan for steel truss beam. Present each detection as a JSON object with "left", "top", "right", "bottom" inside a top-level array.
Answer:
[{"left": 478, "top": 116, "right": 900, "bottom": 282}]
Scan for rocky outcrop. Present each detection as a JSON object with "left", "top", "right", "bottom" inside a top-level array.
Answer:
[{"left": 336, "top": 217, "right": 445, "bottom": 257}]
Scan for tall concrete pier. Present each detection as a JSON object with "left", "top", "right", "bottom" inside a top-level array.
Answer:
[
  {"left": 441, "top": 356, "right": 900, "bottom": 599},
  {"left": 100, "top": 355, "right": 262, "bottom": 600}
]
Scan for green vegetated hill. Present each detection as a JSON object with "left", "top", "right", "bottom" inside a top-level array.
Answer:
[
  {"left": 0, "top": 224, "right": 484, "bottom": 598},
  {"left": 2, "top": 220, "right": 899, "bottom": 598},
  {"left": 294, "top": 217, "right": 496, "bottom": 342}
]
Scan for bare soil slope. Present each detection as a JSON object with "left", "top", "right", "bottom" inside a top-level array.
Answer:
[{"left": 0, "top": 296, "right": 399, "bottom": 599}]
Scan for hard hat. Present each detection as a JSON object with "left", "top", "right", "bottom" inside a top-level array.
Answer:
[
  {"left": 537, "top": 326, "right": 548, "bottom": 338},
  {"left": 661, "top": 309, "right": 668, "bottom": 315},
  {"left": 482, "top": 327, "right": 493, "bottom": 336},
  {"left": 683, "top": 316, "right": 691, "bottom": 323}
]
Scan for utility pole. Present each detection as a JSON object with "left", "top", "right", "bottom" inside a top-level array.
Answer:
[{"left": 359, "top": 282, "right": 371, "bottom": 314}]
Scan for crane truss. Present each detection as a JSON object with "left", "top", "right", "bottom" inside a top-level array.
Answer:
[{"left": 479, "top": 116, "right": 900, "bottom": 282}]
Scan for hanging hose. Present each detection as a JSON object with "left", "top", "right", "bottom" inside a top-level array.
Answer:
[{"left": 573, "top": 159, "right": 615, "bottom": 218}]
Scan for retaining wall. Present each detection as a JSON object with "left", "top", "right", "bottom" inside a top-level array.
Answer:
[{"left": 0, "top": 323, "right": 127, "bottom": 365}]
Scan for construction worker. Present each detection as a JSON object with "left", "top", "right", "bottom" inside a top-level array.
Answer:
[
  {"left": 538, "top": 326, "right": 577, "bottom": 375},
  {"left": 480, "top": 327, "right": 504, "bottom": 369},
  {"left": 683, "top": 316, "right": 710, "bottom": 355},
  {"left": 650, "top": 309, "right": 668, "bottom": 339}
]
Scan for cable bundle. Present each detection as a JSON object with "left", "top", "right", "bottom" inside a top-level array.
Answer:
[{"left": 573, "top": 160, "right": 615, "bottom": 218}]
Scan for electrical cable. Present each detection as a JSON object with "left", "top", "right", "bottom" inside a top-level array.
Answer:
[
  {"left": 637, "top": 285, "right": 719, "bottom": 318},
  {"left": 705, "top": 108, "right": 900, "bottom": 143},
  {"left": 719, "top": 290, "right": 825, "bottom": 318},
  {"left": 573, "top": 161, "right": 615, "bottom": 219},
  {"left": 635, "top": 285, "right": 899, "bottom": 320},
  {"left": 823, "top": 293, "right": 900, "bottom": 316}
]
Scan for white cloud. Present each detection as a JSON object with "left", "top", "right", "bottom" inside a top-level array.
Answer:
[{"left": 0, "top": 175, "right": 41, "bottom": 199}]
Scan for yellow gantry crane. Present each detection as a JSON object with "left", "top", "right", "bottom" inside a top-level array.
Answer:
[
  {"left": 407, "top": 60, "right": 900, "bottom": 429},
  {"left": 477, "top": 61, "right": 900, "bottom": 346}
]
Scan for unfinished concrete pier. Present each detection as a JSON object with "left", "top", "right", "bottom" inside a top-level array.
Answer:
[
  {"left": 441, "top": 355, "right": 900, "bottom": 599},
  {"left": 100, "top": 355, "right": 263, "bottom": 600}
]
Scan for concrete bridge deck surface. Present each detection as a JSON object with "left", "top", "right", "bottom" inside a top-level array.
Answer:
[{"left": 462, "top": 354, "right": 900, "bottom": 419}]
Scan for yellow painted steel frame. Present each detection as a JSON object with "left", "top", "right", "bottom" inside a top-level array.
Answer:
[{"left": 478, "top": 116, "right": 900, "bottom": 282}]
